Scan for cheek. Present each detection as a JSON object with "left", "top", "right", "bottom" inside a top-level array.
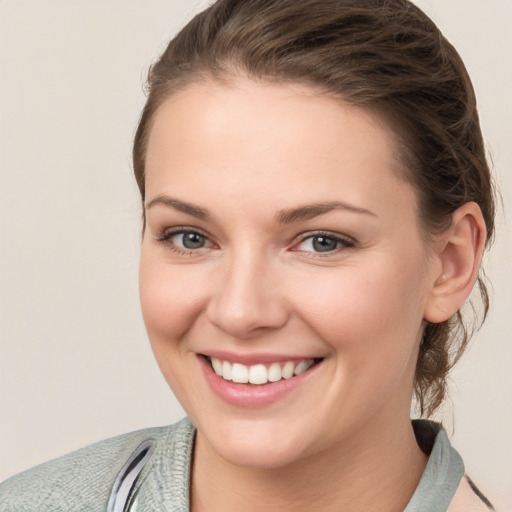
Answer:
[
  {"left": 138, "top": 249, "right": 211, "bottom": 407},
  {"left": 289, "top": 260, "right": 427, "bottom": 366},
  {"left": 139, "top": 250, "right": 207, "bottom": 343},
  {"left": 289, "top": 264, "right": 427, "bottom": 417}
]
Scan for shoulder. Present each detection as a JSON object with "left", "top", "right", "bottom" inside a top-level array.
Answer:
[{"left": 0, "top": 418, "right": 195, "bottom": 512}]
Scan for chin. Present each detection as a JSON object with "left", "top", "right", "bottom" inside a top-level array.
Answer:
[
  {"left": 196, "top": 416, "right": 314, "bottom": 470},
  {"left": 212, "top": 436, "right": 305, "bottom": 470}
]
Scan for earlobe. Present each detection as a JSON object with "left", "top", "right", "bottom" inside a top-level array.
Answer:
[{"left": 424, "top": 202, "right": 487, "bottom": 324}]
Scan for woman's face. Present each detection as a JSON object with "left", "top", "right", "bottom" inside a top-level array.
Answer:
[{"left": 140, "top": 78, "right": 438, "bottom": 469}]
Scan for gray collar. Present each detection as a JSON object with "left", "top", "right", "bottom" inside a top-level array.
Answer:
[{"left": 404, "top": 420, "right": 465, "bottom": 512}]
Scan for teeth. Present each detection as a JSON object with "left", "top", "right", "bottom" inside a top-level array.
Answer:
[
  {"left": 293, "top": 360, "right": 311, "bottom": 375},
  {"left": 209, "top": 357, "right": 315, "bottom": 385},
  {"left": 281, "top": 361, "right": 295, "bottom": 379},
  {"left": 211, "top": 358, "right": 223, "bottom": 376},
  {"left": 249, "top": 364, "right": 268, "bottom": 385},
  {"left": 222, "top": 360, "right": 232, "bottom": 380},
  {"left": 231, "top": 363, "right": 249, "bottom": 383},
  {"left": 267, "top": 362, "right": 282, "bottom": 382}
]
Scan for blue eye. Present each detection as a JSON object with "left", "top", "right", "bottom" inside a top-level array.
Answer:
[
  {"left": 157, "top": 228, "right": 213, "bottom": 254},
  {"left": 296, "top": 233, "right": 353, "bottom": 253},
  {"left": 172, "top": 231, "right": 207, "bottom": 249}
]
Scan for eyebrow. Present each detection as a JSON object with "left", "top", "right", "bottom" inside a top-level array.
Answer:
[
  {"left": 145, "top": 195, "right": 376, "bottom": 223},
  {"left": 145, "top": 195, "right": 210, "bottom": 220},
  {"left": 274, "top": 201, "right": 377, "bottom": 224}
]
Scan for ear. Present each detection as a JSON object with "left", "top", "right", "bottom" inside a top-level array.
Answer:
[{"left": 424, "top": 202, "right": 487, "bottom": 324}]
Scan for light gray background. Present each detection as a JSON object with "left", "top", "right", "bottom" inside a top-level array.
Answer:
[{"left": 0, "top": 1, "right": 511, "bottom": 509}]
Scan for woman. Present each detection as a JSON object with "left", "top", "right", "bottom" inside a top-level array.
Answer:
[{"left": 0, "top": 0, "right": 500, "bottom": 510}]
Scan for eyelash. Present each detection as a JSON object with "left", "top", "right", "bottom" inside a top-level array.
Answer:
[
  {"left": 293, "top": 231, "right": 356, "bottom": 257},
  {"left": 156, "top": 228, "right": 214, "bottom": 257},
  {"left": 155, "top": 228, "right": 356, "bottom": 257}
]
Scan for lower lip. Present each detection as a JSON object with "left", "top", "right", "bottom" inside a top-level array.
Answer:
[{"left": 198, "top": 356, "right": 321, "bottom": 407}]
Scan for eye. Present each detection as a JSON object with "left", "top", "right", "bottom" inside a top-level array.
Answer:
[
  {"left": 156, "top": 228, "right": 214, "bottom": 255},
  {"left": 294, "top": 232, "right": 354, "bottom": 254},
  {"left": 172, "top": 231, "right": 207, "bottom": 249}
]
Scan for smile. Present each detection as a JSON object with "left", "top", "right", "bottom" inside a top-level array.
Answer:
[{"left": 207, "top": 357, "right": 316, "bottom": 385}]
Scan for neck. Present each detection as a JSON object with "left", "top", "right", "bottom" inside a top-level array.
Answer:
[{"left": 191, "top": 413, "right": 428, "bottom": 512}]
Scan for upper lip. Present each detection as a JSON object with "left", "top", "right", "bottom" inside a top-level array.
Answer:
[{"left": 199, "top": 350, "right": 323, "bottom": 366}]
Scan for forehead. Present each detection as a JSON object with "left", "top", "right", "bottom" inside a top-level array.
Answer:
[
  {"left": 147, "top": 79, "right": 396, "bottom": 160},
  {"left": 144, "top": 78, "right": 414, "bottom": 219}
]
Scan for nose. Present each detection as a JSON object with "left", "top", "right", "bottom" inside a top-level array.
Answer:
[{"left": 206, "top": 251, "right": 290, "bottom": 339}]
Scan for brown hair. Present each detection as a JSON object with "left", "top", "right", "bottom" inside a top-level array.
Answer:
[{"left": 133, "top": 0, "right": 495, "bottom": 416}]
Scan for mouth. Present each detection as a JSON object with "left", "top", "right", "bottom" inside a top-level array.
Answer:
[{"left": 204, "top": 355, "right": 322, "bottom": 386}]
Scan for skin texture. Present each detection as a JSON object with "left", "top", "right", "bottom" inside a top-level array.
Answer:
[{"left": 139, "top": 78, "right": 486, "bottom": 512}]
